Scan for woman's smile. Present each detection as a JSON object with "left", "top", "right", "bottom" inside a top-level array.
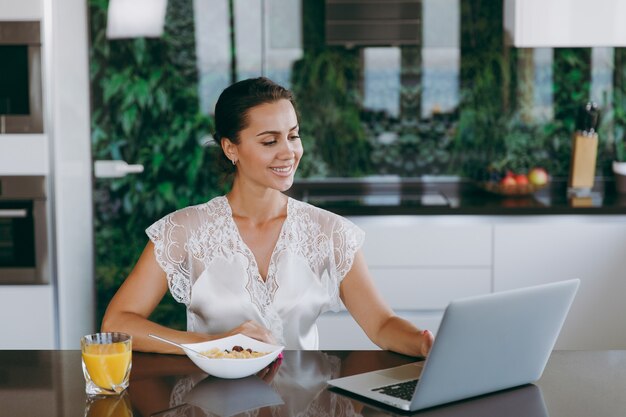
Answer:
[{"left": 270, "top": 164, "right": 295, "bottom": 176}]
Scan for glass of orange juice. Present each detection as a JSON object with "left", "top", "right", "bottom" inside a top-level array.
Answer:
[{"left": 81, "top": 332, "right": 132, "bottom": 396}]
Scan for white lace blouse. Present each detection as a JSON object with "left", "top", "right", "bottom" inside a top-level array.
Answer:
[{"left": 146, "top": 196, "right": 365, "bottom": 349}]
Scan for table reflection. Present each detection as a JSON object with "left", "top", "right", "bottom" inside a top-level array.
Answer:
[
  {"left": 122, "top": 351, "right": 549, "bottom": 417},
  {"left": 84, "top": 391, "right": 133, "bottom": 417}
]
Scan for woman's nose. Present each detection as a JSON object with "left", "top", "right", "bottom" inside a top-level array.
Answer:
[{"left": 278, "top": 137, "right": 296, "bottom": 157}]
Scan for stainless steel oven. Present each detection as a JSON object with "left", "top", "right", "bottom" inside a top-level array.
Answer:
[
  {"left": 0, "top": 21, "right": 43, "bottom": 134},
  {"left": 0, "top": 176, "right": 48, "bottom": 284}
]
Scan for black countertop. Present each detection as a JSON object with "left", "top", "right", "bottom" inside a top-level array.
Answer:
[
  {"left": 2, "top": 350, "right": 626, "bottom": 417},
  {"left": 286, "top": 177, "right": 626, "bottom": 215}
]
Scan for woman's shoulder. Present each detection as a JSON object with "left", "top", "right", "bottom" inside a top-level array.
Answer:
[
  {"left": 289, "top": 197, "right": 341, "bottom": 221},
  {"left": 289, "top": 197, "right": 359, "bottom": 231},
  {"left": 161, "top": 196, "right": 229, "bottom": 224}
]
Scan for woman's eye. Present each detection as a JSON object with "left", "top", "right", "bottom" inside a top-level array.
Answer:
[
  {"left": 262, "top": 140, "right": 277, "bottom": 146},
  {"left": 289, "top": 135, "right": 300, "bottom": 141}
]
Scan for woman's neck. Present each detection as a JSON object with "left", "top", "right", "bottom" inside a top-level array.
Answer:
[{"left": 226, "top": 181, "right": 288, "bottom": 225}]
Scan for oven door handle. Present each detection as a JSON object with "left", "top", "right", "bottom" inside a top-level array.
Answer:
[{"left": 0, "top": 209, "right": 28, "bottom": 218}]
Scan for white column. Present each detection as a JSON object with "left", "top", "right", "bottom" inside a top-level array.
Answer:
[{"left": 45, "top": 0, "right": 95, "bottom": 348}]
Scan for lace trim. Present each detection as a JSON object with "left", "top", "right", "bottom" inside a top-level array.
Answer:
[
  {"left": 333, "top": 219, "right": 365, "bottom": 280},
  {"left": 329, "top": 217, "right": 365, "bottom": 311},
  {"left": 218, "top": 197, "right": 285, "bottom": 344},
  {"left": 146, "top": 216, "right": 192, "bottom": 305}
]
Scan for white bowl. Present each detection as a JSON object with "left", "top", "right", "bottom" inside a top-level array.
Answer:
[{"left": 182, "top": 334, "right": 284, "bottom": 379}]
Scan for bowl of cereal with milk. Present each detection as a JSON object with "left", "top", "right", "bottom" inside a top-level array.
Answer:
[{"left": 181, "top": 334, "right": 284, "bottom": 379}]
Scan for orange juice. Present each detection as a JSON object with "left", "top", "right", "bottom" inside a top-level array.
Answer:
[{"left": 82, "top": 342, "right": 132, "bottom": 390}]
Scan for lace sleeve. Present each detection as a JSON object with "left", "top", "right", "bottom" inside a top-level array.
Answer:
[
  {"left": 146, "top": 211, "right": 192, "bottom": 305},
  {"left": 332, "top": 218, "right": 365, "bottom": 282},
  {"left": 327, "top": 217, "right": 364, "bottom": 311}
]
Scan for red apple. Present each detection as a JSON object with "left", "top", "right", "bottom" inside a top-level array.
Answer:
[
  {"left": 515, "top": 174, "right": 529, "bottom": 185},
  {"left": 528, "top": 167, "right": 549, "bottom": 186},
  {"left": 500, "top": 175, "right": 517, "bottom": 187}
]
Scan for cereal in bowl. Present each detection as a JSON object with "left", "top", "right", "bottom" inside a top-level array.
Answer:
[{"left": 201, "top": 345, "right": 269, "bottom": 359}]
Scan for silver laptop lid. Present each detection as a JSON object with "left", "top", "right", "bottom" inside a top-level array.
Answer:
[{"left": 411, "top": 279, "right": 579, "bottom": 410}]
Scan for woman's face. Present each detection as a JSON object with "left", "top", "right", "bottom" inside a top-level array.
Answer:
[{"left": 224, "top": 99, "right": 303, "bottom": 192}]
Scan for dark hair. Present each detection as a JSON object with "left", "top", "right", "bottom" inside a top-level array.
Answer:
[{"left": 213, "top": 77, "right": 297, "bottom": 145}]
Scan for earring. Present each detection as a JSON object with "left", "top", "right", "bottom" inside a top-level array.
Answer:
[{"left": 231, "top": 159, "right": 237, "bottom": 165}]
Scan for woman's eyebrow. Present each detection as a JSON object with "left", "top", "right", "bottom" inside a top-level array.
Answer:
[{"left": 255, "top": 124, "right": 299, "bottom": 136}]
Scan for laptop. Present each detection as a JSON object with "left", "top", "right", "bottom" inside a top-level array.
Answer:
[{"left": 327, "top": 279, "right": 579, "bottom": 412}]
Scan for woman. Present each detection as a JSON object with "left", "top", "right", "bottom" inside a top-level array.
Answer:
[{"left": 102, "top": 77, "right": 434, "bottom": 357}]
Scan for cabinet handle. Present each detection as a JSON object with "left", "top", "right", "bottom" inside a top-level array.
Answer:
[
  {"left": 94, "top": 160, "right": 145, "bottom": 178},
  {"left": 0, "top": 209, "right": 28, "bottom": 218}
]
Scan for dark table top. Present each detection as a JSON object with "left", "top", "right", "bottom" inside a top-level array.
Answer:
[
  {"left": 2, "top": 350, "right": 626, "bottom": 417},
  {"left": 287, "top": 177, "right": 626, "bottom": 215}
]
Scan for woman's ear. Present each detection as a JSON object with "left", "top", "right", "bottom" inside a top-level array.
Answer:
[{"left": 221, "top": 138, "right": 238, "bottom": 164}]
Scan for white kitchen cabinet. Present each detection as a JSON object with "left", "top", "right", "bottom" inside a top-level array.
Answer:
[
  {"left": 494, "top": 218, "right": 626, "bottom": 350},
  {"left": 0, "top": 135, "right": 49, "bottom": 175},
  {"left": 0, "top": 286, "right": 55, "bottom": 349},
  {"left": 317, "top": 217, "right": 493, "bottom": 350},
  {"left": 0, "top": 0, "right": 41, "bottom": 20},
  {"left": 317, "top": 215, "right": 626, "bottom": 351},
  {"left": 317, "top": 311, "right": 443, "bottom": 350},
  {"left": 369, "top": 268, "right": 492, "bottom": 310},
  {"left": 504, "top": 0, "right": 626, "bottom": 47},
  {"left": 353, "top": 217, "right": 492, "bottom": 267}
]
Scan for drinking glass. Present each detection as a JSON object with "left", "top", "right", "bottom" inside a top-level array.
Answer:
[{"left": 81, "top": 332, "right": 132, "bottom": 395}]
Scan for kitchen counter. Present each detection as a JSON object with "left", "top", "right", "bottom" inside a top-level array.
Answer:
[
  {"left": 2, "top": 349, "right": 626, "bottom": 417},
  {"left": 287, "top": 177, "right": 626, "bottom": 215}
]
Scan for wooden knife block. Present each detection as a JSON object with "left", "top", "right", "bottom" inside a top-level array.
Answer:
[{"left": 569, "top": 133, "right": 598, "bottom": 189}]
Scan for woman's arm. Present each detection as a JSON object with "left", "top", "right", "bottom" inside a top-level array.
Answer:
[
  {"left": 340, "top": 250, "right": 433, "bottom": 357},
  {"left": 101, "top": 241, "right": 275, "bottom": 354}
]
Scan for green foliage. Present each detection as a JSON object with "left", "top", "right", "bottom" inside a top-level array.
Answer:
[
  {"left": 453, "top": 51, "right": 509, "bottom": 178},
  {"left": 487, "top": 118, "right": 552, "bottom": 174},
  {"left": 90, "top": 0, "right": 223, "bottom": 329},
  {"left": 617, "top": 135, "right": 626, "bottom": 162},
  {"left": 601, "top": 106, "right": 626, "bottom": 164},
  {"left": 611, "top": 49, "right": 626, "bottom": 163},
  {"left": 291, "top": 49, "right": 372, "bottom": 177},
  {"left": 364, "top": 112, "right": 455, "bottom": 176},
  {"left": 553, "top": 49, "right": 591, "bottom": 132}
]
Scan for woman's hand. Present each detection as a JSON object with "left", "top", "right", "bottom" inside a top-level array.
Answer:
[
  {"left": 256, "top": 356, "right": 282, "bottom": 383},
  {"left": 419, "top": 330, "right": 434, "bottom": 357},
  {"left": 230, "top": 320, "right": 277, "bottom": 345}
]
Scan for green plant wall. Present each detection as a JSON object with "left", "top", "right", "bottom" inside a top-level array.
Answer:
[{"left": 90, "top": 0, "right": 223, "bottom": 329}]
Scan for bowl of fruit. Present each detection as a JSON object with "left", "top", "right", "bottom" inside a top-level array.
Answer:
[{"left": 478, "top": 167, "right": 549, "bottom": 197}]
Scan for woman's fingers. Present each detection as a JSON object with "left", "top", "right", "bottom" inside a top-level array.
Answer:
[
  {"left": 257, "top": 356, "right": 282, "bottom": 383},
  {"left": 420, "top": 330, "right": 434, "bottom": 356},
  {"left": 234, "top": 320, "right": 277, "bottom": 344}
]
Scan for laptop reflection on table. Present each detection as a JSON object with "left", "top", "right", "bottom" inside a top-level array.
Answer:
[{"left": 332, "top": 383, "right": 548, "bottom": 417}]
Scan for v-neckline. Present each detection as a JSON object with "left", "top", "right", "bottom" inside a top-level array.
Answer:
[{"left": 221, "top": 196, "right": 290, "bottom": 283}]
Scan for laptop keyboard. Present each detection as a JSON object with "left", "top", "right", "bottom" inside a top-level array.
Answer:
[{"left": 371, "top": 379, "right": 419, "bottom": 401}]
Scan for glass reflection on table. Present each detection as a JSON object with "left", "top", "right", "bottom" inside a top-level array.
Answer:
[{"left": 84, "top": 391, "right": 133, "bottom": 417}]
